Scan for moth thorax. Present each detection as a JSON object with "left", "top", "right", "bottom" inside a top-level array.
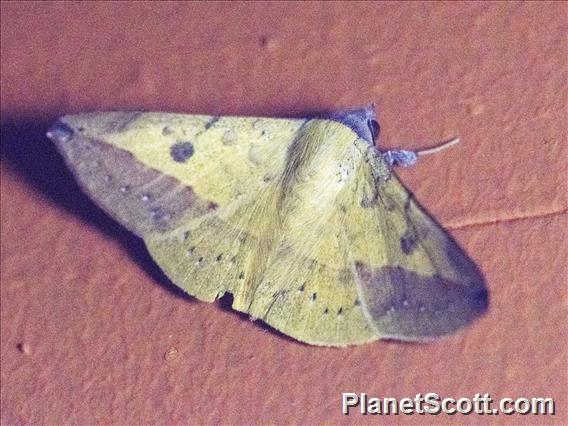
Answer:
[
  {"left": 291, "top": 154, "right": 357, "bottom": 216},
  {"left": 280, "top": 120, "right": 360, "bottom": 213}
]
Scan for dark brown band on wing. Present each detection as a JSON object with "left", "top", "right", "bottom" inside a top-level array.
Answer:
[
  {"left": 52, "top": 129, "right": 210, "bottom": 238},
  {"left": 356, "top": 263, "right": 488, "bottom": 339}
]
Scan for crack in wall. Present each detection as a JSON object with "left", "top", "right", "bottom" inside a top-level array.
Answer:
[{"left": 446, "top": 208, "right": 568, "bottom": 231}]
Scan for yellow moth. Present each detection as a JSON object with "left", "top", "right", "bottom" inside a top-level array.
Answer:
[{"left": 47, "top": 106, "right": 488, "bottom": 346}]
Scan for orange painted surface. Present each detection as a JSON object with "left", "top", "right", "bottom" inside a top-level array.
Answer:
[{"left": 1, "top": 2, "right": 566, "bottom": 424}]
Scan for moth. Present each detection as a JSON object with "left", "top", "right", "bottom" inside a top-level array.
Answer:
[{"left": 47, "top": 106, "right": 488, "bottom": 346}]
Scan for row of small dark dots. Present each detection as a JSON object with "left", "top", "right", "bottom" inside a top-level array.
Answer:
[
  {"left": 184, "top": 246, "right": 361, "bottom": 317},
  {"left": 188, "top": 249, "right": 226, "bottom": 262},
  {"left": 187, "top": 248, "right": 206, "bottom": 265},
  {"left": 296, "top": 283, "right": 360, "bottom": 316},
  {"left": 322, "top": 307, "right": 344, "bottom": 316}
]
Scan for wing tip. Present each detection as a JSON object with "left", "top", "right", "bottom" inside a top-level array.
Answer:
[
  {"left": 47, "top": 112, "right": 144, "bottom": 139},
  {"left": 46, "top": 119, "right": 74, "bottom": 144}
]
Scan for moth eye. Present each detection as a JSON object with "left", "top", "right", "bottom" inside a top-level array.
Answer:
[{"left": 367, "top": 119, "right": 380, "bottom": 140}]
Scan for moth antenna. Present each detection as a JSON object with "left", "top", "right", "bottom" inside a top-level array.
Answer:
[
  {"left": 382, "top": 137, "right": 460, "bottom": 168},
  {"left": 415, "top": 137, "right": 460, "bottom": 156}
]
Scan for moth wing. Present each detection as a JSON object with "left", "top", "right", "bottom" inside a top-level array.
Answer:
[
  {"left": 345, "top": 153, "right": 488, "bottom": 340},
  {"left": 248, "top": 143, "right": 488, "bottom": 345},
  {"left": 49, "top": 110, "right": 487, "bottom": 345},
  {"left": 49, "top": 112, "right": 305, "bottom": 238},
  {"left": 144, "top": 189, "right": 378, "bottom": 346},
  {"left": 49, "top": 112, "right": 307, "bottom": 304},
  {"left": 140, "top": 120, "right": 376, "bottom": 346},
  {"left": 243, "top": 202, "right": 379, "bottom": 346}
]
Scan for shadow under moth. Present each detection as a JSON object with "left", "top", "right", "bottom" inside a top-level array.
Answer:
[{"left": 47, "top": 106, "right": 488, "bottom": 346}]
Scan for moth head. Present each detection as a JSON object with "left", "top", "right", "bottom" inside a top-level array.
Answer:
[
  {"left": 367, "top": 118, "right": 380, "bottom": 142},
  {"left": 327, "top": 105, "right": 380, "bottom": 146}
]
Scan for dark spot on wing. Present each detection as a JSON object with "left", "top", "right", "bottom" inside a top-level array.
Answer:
[
  {"left": 204, "top": 116, "right": 220, "bottom": 130},
  {"left": 400, "top": 232, "right": 418, "bottom": 255},
  {"left": 170, "top": 142, "right": 194, "bottom": 163}
]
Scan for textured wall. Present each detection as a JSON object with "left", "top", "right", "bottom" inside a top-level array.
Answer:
[{"left": 1, "top": 2, "right": 566, "bottom": 424}]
